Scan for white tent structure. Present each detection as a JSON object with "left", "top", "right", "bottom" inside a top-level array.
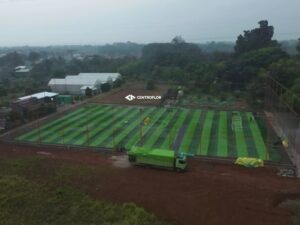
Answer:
[{"left": 48, "top": 73, "right": 121, "bottom": 95}]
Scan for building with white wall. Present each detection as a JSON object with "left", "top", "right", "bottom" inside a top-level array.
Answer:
[{"left": 48, "top": 73, "right": 121, "bottom": 95}]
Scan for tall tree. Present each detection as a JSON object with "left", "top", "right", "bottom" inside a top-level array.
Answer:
[
  {"left": 224, "top": 47, "right": 287, "bottom": 85},
  {"left": 28, "top": 52, "right": 41, "bottom": 62},
  {"left": 297, "top": 38, "right": 300, "bottom": 55},
  {"left": 268, "top": 58, "right": 300, "bottom": 87},
  {"left": 142, "top": 38, "right": 203, "bottom": 69},
  {"left": 234, "top": 20, "right": 278, "bottom": 55},
  {"left": 171, "top": 36, "right": 186, "bottom": 44}
]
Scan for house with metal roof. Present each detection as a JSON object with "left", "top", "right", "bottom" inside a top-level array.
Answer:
[
  {"left": 12, "top": 92, "right": 58, "bottom": 121},
  {"left": 18, "top": 92, "right": 58, "bottom": 101},
  {"left": 15, "top": 65, "right": 31, "bottom": 73},
  {"left": 48, "top": 73, "right": 121, "bottom": 95}
]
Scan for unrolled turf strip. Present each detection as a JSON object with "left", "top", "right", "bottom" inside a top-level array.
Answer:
[
  {"left": 84, "top": 107, "right": 134, "bottom": 146},
  {"left": 56, "top": 106, "right": 113, "bottom": 144},
  {"left": 141, "top": 109, "right": 177, "bottom": 148},
  {"left": 198, "top": 111, "right": 214, "bottom": 156},
  {"left": 116, "top": 108, "right": 157, "bottom": 148},
  {"left": 217, "top": 111, "right": 228, "bottom": 157},
  {"left": 207, "top": 111, "right": 220, "bottom": 157},
  {"left": 226, "top": 111, "right": 237, "bottom": 158},
  {"left": 22, "top": 106, "right": 101, "bottom": 142},
  {"left": 135, "top": 110, "right": 170, "bottom": 147},
  {"left": 88, "top": 107, "right": 136, "bottom": 147},
  {"left": 152, "top": 109, "right": 181, "bottom": 148},
  {"left": 16, "top": 107, "right": 87, "bottom": 140},
  {"left": 247, "top": 112, "right": 268, "bottom": 160},
  {"left": 160, "top": 109, "right": 189, "bottom": 150},
  {"left": 39, "top": 106, "right": 102, "bottom": 143},
  {"left": 179, "top": 110, "right": 201, "bottom": 153},
  {"left": 89, "top": 107, "right": 141, "bottom": 147},
  {"left": 92, "top": 109, "right": 139, "bottom": 147},
  {"left": 173, "top": 110, "right": 194, "bottom": 152},
  {"left": 63, "top": 106, "right": 120, "bottom": 145},
  {"left": 189, "top": 111, "right": 206, "bottom": 155},
  {"left": 136, "top": 108, "right": 170, "bottom": 147},
  {"left": 240, "top": 112, "right": 259, "bottom": 158},
  {"left": 40, "top": 106, "right": 107, "bottom": 144},
  {"left": 125, "top": 108, "right": 166, "bottom": 149},
  {"left": 233, "top": 113, "right": 248, "bottom": 157}
]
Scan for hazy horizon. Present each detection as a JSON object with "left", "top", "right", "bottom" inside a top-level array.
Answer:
[{"left": 0, "top": 0, "right": 300, "bottom": 46}]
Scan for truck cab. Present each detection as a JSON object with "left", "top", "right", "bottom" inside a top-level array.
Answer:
[{"left": 175, "top": 154, "right": 187, "bottom": 171}]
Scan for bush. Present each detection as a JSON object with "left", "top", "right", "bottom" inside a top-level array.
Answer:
[
  {"left": 113, "top": 78, "right": 123, "bottom": 88},
  {"left": 146, "top": 80, "right": 155, "bottom": 90},
  {"left": 85, "top": 87, "right": 93, "bottom": 97},
  {"left": 0, "top": 175, "right": 166, "bottom": 225},
  {"left": 101, "top": 83, "right": 111, "bottom": 92}
]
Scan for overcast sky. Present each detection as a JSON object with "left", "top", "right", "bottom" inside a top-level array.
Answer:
[{"left": 0, "top": 0, "right": 299, "bottom": 46}]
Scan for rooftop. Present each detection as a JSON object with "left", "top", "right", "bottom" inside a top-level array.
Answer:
[
  {"left": 15, "top": 65, "right": 31, "bottom": 73},
  {"left": 18, "top": 92, "right": 58, "bottom": 101},
  {"left": 48, "top": 73, "right": 121, "bottom": 86},
  {"left": 15, "top": 69, "right": 31, "bottom": 73}
]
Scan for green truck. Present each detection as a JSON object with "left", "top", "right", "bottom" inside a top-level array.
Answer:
[{"left": 128, "top": 146, "right": 187, "bottom": 171}]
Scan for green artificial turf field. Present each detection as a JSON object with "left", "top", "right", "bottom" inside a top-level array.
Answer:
[{"left": 16, "top": 104, "right": 281, "bottom": 161}]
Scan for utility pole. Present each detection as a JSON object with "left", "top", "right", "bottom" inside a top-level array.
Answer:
[
  {"left": 140, "top": 108, "right": 143, "bottom": 146},
  {"left": 112, "top": 106, "right": 116, "bottom": 148},
  {"left": 86, "top": 109, "right": 90, "bottom": 147},
  {"left": 61, "top": 110, "right": 65, "bottom": 145},
  {"left": 37, "top": 110, "right": 41, "bottom": 146}
]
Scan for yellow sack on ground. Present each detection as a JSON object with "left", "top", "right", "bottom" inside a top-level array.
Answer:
[
  {"left": 235, "top": 157, "right": 264, "bottom": 168},
  {"left": 143, "top": 117, "right": 150, "bottom": 126},
  {"left": 282, "top": 139, "right": 289, "bottom": 148}
]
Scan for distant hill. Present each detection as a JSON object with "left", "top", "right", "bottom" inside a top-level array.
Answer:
[
  {"left": 197, "top": 40, "right": 299, "bottom": 55},
  {"left": 197, "top": 42, "right": 235, "bottom": 53},
  {"left": 0, "top": 42, "right": 144, "bottom": 58},
  {"left": 0, "top": 40, "right": 298, "bottom": 57},
  {"left": 279, "top": 40, "right": 299, "bottom": 55}
]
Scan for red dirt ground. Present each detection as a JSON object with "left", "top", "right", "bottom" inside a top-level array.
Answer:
[{"left": 1, "top": 142, "right": 300, "bottom": 225}]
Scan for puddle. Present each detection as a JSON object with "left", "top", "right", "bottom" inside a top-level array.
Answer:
[{"left": 111, "top": 155, "right": 131, "bottom": 168}]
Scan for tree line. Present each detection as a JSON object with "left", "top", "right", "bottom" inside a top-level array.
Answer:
[{"left": 1, "top": 20, "right": 300, "bottom": 109}]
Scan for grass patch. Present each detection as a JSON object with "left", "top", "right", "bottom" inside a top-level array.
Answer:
[{"left": 0, "top": 157, "right": 167, "bottom": 225}]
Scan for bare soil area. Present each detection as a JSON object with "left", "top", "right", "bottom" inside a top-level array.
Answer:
[
  {"left": 91, "top": 83, "right": 169, "bottom": 106},
  {"left": 1, "top": 142, "right": 300, "bottom": 225}
]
